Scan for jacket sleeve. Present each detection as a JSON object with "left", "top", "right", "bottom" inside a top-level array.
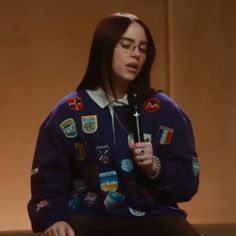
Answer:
[
  {"left": 151, "top": 100, "right": 199, "bottom": 203},
  {"left": 27, "top": 105, "right": 77, "bottom": 232}
]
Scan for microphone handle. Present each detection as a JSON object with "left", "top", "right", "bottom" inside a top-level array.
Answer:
[{"left": 133, "top": 105, "right": 144, "bottom": 142}]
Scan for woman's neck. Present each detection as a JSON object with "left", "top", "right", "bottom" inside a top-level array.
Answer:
[
  {"left": 112, "top": 88, "right": 126, "bottom": 99},
  {"left": 105, "top": 82, "right": 129, "bottom": 99}
]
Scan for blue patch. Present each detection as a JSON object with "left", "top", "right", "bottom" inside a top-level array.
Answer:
[
  {"left": 100, "top": 171, "right": 118, "bottom": 192},
  {"left": 121, "top": 159, "right": 133, "bottom": 172},
  {"left": 104, "top": 191, "right": 125, "bottom": 209},
  {"left": 74, "top": 179, "right": 87, "bottom": 193},
  {"left": 68, "top": 194, "right": 81, "bottom": 210},
  {"left": 192, "top": 157, "right": 199, "bottom": 176}
]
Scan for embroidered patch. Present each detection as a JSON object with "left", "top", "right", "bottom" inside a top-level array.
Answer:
[
  {"left": 75, "top": 142, "right": 86, "bottom": 161},
  {"left": 121, "top": 159, "right": 133, "bottom": 172},
  {"left": 36, "top": 200, "right": 48, "bottom": 212},
  {"left": 158, "top": 125, "right": 174, "bottom": 145},
  {"left": 81, "top": 115, "right": 98, "bottom": 134},
  {"left": 128, "top": 133, "right": 134, "bottom": 145},
  {"left": 100, "top": 171, "right": 118, "bottom": 192},
  {"left": 74, "top": 179, "right": 87, "bottom": 193},
  {"left": 31, "top": 167, "right": 39, "bottom": 176},
  {"left": 68, "top": 193, "right": 81, "bottom": 210},
  {"left": 128, "top": 207, "right": 146, "bottom": 216},
  {"left": 192, "top": 157, "right": 199, "bottom": 176},
  {"left": 83, "top": 192, "right": 98, "bottom": 207},
  {"left": 143, "top": 98, "right": 160, "bottom": 113},
  {"left": 67, "top": 97, "right": 84, "bottom": 111},
  {"left": 143, "top": 133, "right": 152, "bottom": 143},
  {"left": 60, "top": 118, "right": 78, "bottom": 138},
  {"left": 128, "top": 133, "right": 151, "bottom": 145},
  {"left": 96, "top": 144, "right": 111, "bottom": 164},
  {"left": 104, "top": 191, "right": 125, "bottom": 209}
]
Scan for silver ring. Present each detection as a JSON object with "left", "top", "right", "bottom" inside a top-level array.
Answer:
[
  {"left": 139, "top": 155, "right": 145, "bottom": 162},
  {"left": 140, "top": 148, "right": 144, "bottom": 155}
]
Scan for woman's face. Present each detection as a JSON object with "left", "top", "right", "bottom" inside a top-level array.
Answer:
[{"left": 112, "top": 21, "right": 148, "bottom": 88}]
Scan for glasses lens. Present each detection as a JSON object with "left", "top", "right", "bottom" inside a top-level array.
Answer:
[
  {"left": 118, "top": 38, "right": 149, "bottom": 54},
  {"left": 119, "top": 39, "right": 133, "bottom": 51},
  {"left": 139, "top": 43, "right": 148, "bottom": 54}
]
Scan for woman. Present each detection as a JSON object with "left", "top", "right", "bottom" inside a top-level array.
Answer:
[{"left": 28, "top": 12, "right": 201, "bottom": 236}]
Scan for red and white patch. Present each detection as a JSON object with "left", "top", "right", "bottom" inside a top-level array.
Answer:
[
  {"left": 67, "top": 97, "right": 84, "bottom": 111},
  {"left": 143, "top": 98, "right": 161, "bottom": 113}
]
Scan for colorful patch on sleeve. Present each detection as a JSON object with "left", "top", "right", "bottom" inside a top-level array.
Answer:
[
  {"left": 121, "top": 159, "right": 133, "bottom": 172},
  {"left": 68, "top": 193, "right": 81, "bottom": 210},
  {"left": 128, "top": 133, "right": 151, "bottom": 144},
  {"left": 60, "top": 118, "right": 78, "bottom": 138},
  {"left": 81, "top": 115, "right": 98, "bottom": 134},
  {"left": 75, "top": 142, "right": 87, "bottom": 161},
  {"left": 158, "top": 125, "right": 174, "bottom": 145},
  {"left": 96, "top": 144, "right": 111, "bottom": 164},
  {"left": 67, "top": 97, "right": 84, "bottom": 111},
  {"left": 192, "top": 157, "right": 199, "bottom": 176},
  {"left": 128, "top": 133, "right": 134, "bottom": 145},
  {"left": 104, "top": 191, "right": 125, "bottom": 209},
  {"left": 99, "top": 171, "right": 118, "bottom": 192},
  {"left": 143, "top": 133, "right": 152, "bottom": 143},
  {"left": 36, "top": 200, "right": 48, "bottom": 212},
  {"left": 31, "top": 167, "right": 39, "bottom": 176},
  {"left": 143, "top": 98, "right": 161, "bottom": 113},
  {"left": 74, "top": 179, "right": 87, "bottom": 193},
  {"left": 128, "top": 207, "right": 146, "bottom": 216},
  {"left": 83, "top": 192, "right": 98, "bottom": 207}
]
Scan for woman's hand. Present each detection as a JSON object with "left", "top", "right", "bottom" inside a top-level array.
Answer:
[
  {"left": 45, "top": 221, "right": 75, "bottom": 236},
  {"left": 129, "top": 141, "right": 157, "bottom": 176}
]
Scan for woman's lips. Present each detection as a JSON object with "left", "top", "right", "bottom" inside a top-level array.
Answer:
[{"left": 126, "top": 63, "right": 139, "bottom": 73}]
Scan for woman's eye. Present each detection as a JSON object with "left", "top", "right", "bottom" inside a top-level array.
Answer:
[
  {"left": 139, "top": 43, "right": 148, "bottom": 52},
  {"left": 120, "top": 41, "right": 132, "bottom": 49},
  {"left": 121, "top": 44, "right": 131, "bottom": 49}
]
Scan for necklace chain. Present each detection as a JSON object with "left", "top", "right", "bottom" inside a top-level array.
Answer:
[{"left": 113, "top": 109, "right": 130, "bottom": 135}]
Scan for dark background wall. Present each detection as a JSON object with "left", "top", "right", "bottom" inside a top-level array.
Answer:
[{"left": 0, "top": 0, "right": 235, "bottom": 231}]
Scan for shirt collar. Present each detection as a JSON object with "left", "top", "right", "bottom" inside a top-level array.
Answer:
[{"left": 86, "top": 87, "right": 129, "bottom": 108}]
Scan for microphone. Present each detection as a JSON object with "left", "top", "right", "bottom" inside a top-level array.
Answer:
[{"left": 127, "top": 88, "right": 144, "bottom": 143}]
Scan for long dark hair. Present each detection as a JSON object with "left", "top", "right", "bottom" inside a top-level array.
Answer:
[{"left": 77, "top": 12, "right": 156, "bottom": 99}]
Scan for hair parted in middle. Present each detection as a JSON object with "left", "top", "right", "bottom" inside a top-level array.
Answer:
[{"left": 77, "top": 12, "right": 156, "bottom": 99}]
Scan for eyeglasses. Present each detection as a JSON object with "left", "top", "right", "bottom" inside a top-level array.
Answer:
[{"left": 117, "top": 37, "right": 150, "bottom": 55}]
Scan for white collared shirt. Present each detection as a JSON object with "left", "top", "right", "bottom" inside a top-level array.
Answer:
[{"left": 86, "top": 87, "right": 128, "bottom": 108}]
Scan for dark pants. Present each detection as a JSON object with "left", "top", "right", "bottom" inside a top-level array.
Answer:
[{"left": 71, "top": 215, "right": 202, "bottom": 236}]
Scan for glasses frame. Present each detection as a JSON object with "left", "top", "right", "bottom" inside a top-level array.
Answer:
[{"left": 116, "top": 37, "right": 151, "bottom": 55}]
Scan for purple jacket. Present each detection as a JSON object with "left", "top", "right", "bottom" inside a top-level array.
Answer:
[{"left": 28, "top": 89, "right": 199, "bottom": 232}]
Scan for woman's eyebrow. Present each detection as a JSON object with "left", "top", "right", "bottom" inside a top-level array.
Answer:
[
  {"left": 120, "top": 37, "right": 148, "bottom": 44},
  {"left": 120, "top": 37, "right": 134, "bottom": 42}
]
